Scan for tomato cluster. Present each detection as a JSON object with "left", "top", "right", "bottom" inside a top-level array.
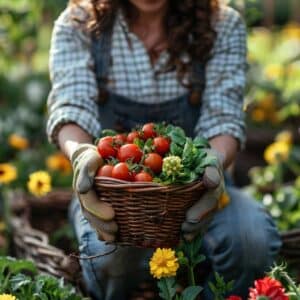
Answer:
[{"left": 96, "top": 123, "right": 170, "bottom": 182}]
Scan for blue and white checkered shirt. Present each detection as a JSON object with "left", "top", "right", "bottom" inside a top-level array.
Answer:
[{"left": 47, "top": 5, "right": 247, "bottom": 146}]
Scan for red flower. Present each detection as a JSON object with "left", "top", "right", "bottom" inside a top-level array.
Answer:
[
  {"left": 227, "top": 296, "right": 242, "bottom": 300},
  {"left": 249, "top": 277, "right": 289, "bottom": 300}
]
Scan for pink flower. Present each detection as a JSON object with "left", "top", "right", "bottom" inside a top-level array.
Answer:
[{"left": 249, "top": 277, "right": 289, "bottom": 300}]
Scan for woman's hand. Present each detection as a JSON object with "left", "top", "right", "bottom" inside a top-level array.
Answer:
[
  {"left": 181, "top": 149, "right": 225, "bottom": 241},
  {"left": 71, "top": 143, "right": 118, "bottom": 242},
  {"left": 71, "top": 144, "right": 102, "bottom": 193}
]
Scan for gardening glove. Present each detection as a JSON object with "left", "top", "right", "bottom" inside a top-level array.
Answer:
[
  {"left": 71, "top": 143, "right": 118, "bottom": 242},
  {"left": 181, "top": 149, "right": 229, "bottom": 241}
]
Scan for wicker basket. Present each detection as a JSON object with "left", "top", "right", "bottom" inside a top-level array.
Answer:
[
  {"left": 94, "top": 176, "right": 206, "bottom": 248},
  {"left": 280, "top": 229, "right": 300, "bottom": 266},
  {"left": 9, "top": 190, "right": 82, "bottom": 284}
]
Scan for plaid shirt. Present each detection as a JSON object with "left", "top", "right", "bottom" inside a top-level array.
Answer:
[{"left": 47, "top": 5, "right": 247, "bottom": 146}]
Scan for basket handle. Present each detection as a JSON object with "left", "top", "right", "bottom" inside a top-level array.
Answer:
[{"left": 69, "top": 244, "right": 118, "bottom": 260}]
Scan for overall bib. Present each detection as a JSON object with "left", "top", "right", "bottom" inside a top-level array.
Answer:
[{"left": 69, "top": 28, "right": 282, "bottom": 300}]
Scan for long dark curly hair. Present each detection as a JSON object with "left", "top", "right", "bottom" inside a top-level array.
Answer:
[{"left": 69, "top": 0, "right": 220, "bottom": 86}]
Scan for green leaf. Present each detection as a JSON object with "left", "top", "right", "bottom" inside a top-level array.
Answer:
[
  {"left": 182, "top": 286, "right": 203, "bottom": 300},
  {"left": 157, "top": 277, "right": 178, "bottom": 300},
  {"left": 134, "top": 138, "right": 145, "bottom": 149},
  {"left": 226, "top": 280, "right": 235, "bottom": 291},
  {"left": 198, "top": 154, "right": 218, "bottom": 169},
  {"left": 208, "top": 281, "right": 218, "bottom": 294},
  {"left": 100, "top": 129, "right": 117, "bottom": 137},
  {"left": 0, "top": 257, "right": 37, "bottom": 275},
  {"left": 208, "top": 272, "right": 235, "bottom": 299},
  {"left": 10, "top": 273, "right": 32, "bottom": 292},
  {"left": 170, "top": 142, "right": 183, "bottom": 156},
  {"left": 194, "top": 166, "right": 205, "bottom": 176},
  {"left": 182, "top": 138, "right": 194, "bottom": 167},
  {"left": 179, "top": 170, "right": 198, "bottom": 184},
  {"left": 143, "top": 138, "right": 154, "bottom": 153},
  {"left": 191, "top": 234, "right": 203, "bottom": 255},
  {"left": 193, "top": 137, "right": 210, "bottom": 149},
  {"left": 167, "top": 126, "right": 186, "bottom": 146},
  {"left": 193, "top": 254, "right": 206, "bottom": 266}
]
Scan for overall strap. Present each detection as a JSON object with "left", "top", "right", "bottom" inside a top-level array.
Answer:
[
  {"left": 91, "top": 27, "right": 113, "bottom": 101},
  {"left": 189, "top": 62, "right": 206, "bottom": 106}
]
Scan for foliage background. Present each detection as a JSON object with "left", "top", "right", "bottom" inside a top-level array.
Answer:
[{"left": 0, "top": 0, "right": 300, "bottom": 258}]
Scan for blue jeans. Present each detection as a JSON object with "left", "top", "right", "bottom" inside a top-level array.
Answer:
[{"left": 69, "top": 186, "right": 282, "bottom": 300}]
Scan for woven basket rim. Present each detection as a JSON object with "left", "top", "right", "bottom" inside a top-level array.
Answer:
[{"left": 94, "top": 175, "right": 204, "bottom": 192}]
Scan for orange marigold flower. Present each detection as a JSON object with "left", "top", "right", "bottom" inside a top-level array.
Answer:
[
  {"left": 46, "top": 153, "right": 72, "bottom": 174},
  {"left": 251, "top": 108, "right": 266, "bottom": 122},
  {"left": 149, "top": 248, "right": 179, "bottom": 279},
  {"left": 27, "top": 171, "right": 52, "bottom": 197},
  {"left": 218, "top": 192, "right": 230, "bottom": 210},
  {"left": 0, "top": 164, "right": 17, "bottom": 184},
  {"left": 8, "top": 134, "right": 29, "bottom": 150}
]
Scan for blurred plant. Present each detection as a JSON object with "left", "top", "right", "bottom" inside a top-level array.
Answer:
[
  {"left": 247, "top": 130, "right": 300, "bottom": 230},
  {"left": 0, "top": 256, "right": 85, "bottom": 299},
  {"left": 246, "top": 23, "right": 300, "bottom": 128}
]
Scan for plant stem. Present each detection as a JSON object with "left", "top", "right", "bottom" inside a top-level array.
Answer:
[
  {"left": 282, "top": 271, "right": 300, "bottom": 298},
  {"left": 286, "top": 160, "right": 300, "bottom": 176},
  {"left": 188, "top": 265, "right": 196, "bottom": 286},
  {"left": 2, "top": 271, "right": 11, "bottom": 291},
  {"left": 163, "top": 278, "right": 173, "bottom": 300},
  {"left": 275, "top": 164, "right": 283, "bottom": 186}
]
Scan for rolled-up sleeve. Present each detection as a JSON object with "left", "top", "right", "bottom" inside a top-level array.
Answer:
[
  {"left": 47, "top": 8, "right": 101, "bottom": 145},
  {"left": 194, "top": 7, "right": 247, "bottom": 148}
]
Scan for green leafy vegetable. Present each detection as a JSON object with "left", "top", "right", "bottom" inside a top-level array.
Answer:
[{"left": 0, "top": 256, "right": 86, "bottom": 300}]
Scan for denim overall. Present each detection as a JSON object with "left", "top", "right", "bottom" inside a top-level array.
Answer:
[{"left": 70, "top": 27, "right": 282, "bottom": 300}]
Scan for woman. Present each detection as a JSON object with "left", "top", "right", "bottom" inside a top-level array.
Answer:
[{"left": 47, "top": 0, "right": 282, "bottom": 299}]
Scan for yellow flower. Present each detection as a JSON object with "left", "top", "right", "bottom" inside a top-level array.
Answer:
[
  {"left": 264, "top": 142, "right": 291, "bottom": 165},
  {"left": 282, "top": 23, "right": 300, "bottom": 40},
  {"left": 8, "top": 134, "right": 29, "bottom": 150},
  {"left": 295, "top": 177, "right": 300, "bottom": 189},
  {"left": 46, "top": 152, "right": 72, "bottom": 174},
  {"left": 275, "top": 130, "right": 293, "bottom": 145},
  {"left": 251, "top": 108, "right": 266, "bottom": 122},
  {"left": 259, "top": 94, "right": 276, "bottom": 110},
  {"left": 0, "top": 164, "right": 17, "bottom": 184},
  {"left": 264, "top": 64, "right": 284, "bottom": 80},
  {"left": 0, "top": 222, "right": 6, "bottom": 232},
  {"left": 27, "top": 171, "right": 52, "bottom": 197},
  {"left": 149, "top": 248, "right": 179, "bottom": 279},
  {"left": 218, "top": 192, "right": 230, "bottom": 210},
  {"left": 0, "top": 294, "right": 16, "bottom": 300}
]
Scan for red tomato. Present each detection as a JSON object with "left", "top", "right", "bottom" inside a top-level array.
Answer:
[
  {"left": 113, "top": 134, "right": 127, "bottom": 146},
  {"left": 127, "top": 131, "right": 140, "bottom": 143},
  {"left": 117, "top": 144, "right": 143, "bottom": 163},
  {"left": 99, "top": 136, "right": 114, "bottom": 143},
  {"left": 97, "top": 140, "right": 117, "bottom": 159},
  {"left": 141, "top": 123, "right": 156, "bottom": 140},
  {"left": 144, "top": 153, "right": 163, "bottom": 174},
  {"left": 112, "top": 163, "right": 132, "bottom": 181},
  {"left": 153, "top": 136, "right": 170, "bottom": 156},
  {"left": 96, "top": 165, "right": 114, "bottom": 177},
  {"left": 134, "top": 171, "right": 153, "bottom": 182}
]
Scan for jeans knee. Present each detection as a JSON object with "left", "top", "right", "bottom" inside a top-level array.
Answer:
[{"left": 227, "top": 219, "right": 281, "bottom": 276}]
